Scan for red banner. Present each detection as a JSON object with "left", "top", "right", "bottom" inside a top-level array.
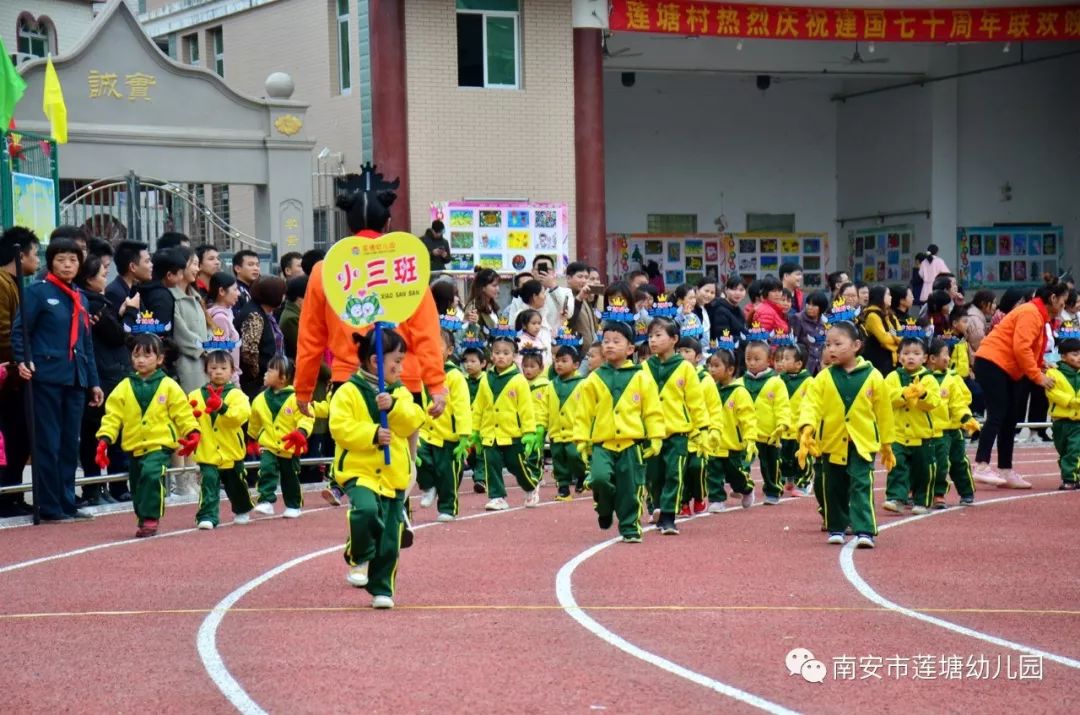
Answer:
[{"left": 609, "top": 1, "right": 1080, "bottom": 42}]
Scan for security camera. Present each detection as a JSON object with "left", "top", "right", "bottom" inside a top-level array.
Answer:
[
  {"left": 621, "top": 72, "right": 636, "bottom": 87},
  {"left": 756, "top": 75, "right": 771, "bottom": 91}
]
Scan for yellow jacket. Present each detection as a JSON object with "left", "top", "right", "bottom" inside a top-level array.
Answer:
[
  {"left": 248, "top": 387, "right": 316, "bottom": 458},
  {"left": 742, "top": 369, "right": 791, "bottom": 445},
  {"left": 692, "top": 368, "right": 724, "bottom": 455},
  {"left": 799, "top": 359, "right": 895, "bottom": 465},
  {"left": 473, "top": 365, "right": 536, "bottom": 445},
  {"left": 573, "top": 360, "right": 664, "bottom": 451},
  {"left": 780, "top": 370, "right": 812, "bottom": 441},
  {"left": 545, "top": 373, "right": 585, "bottom": 443},
  {"left": 861, "top": 307, "right": 900, "bottom": 365},
  {"left": 97, "top": 370, "right": 199, "bottom": 456},
  {"left": 928, "top": 370, "right": 973, "bottom": 433},
  {"left": 329, "top": 374, "right": 426, "bottom": 497},
  {"left": 950, "top": 339, "right": 971, "bottom": 379},
  {"left": 421, "top": 363, "right": 472, "bottom": 447},
  {"left": 644, "top": 355, "right": 708, "bottom": 437},
  {"left": 1046, "top": 364, "right": 1080, "bottom": 420},
  {"left": 188, "top": 384, "right": 251, "bottom": 467},
  {"left": 884, "top": 367, "right": 941, "bottom": 445},
  {"left": 711, "top": 378, "right": 757, "bottom": 456},
  {"left": 529, "top": 374, "right": 551, "bottom": 434}
]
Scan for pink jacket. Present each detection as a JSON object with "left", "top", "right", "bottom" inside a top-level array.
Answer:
[
  {"left": 207, "top": 304, "right": 242, "bottom": 385},
  {"left": 918, "top": 256, "right": 951, "bottom": 302}
]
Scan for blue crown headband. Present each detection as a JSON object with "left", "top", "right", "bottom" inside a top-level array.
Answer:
[
  {"left": 460, "top": 329, "right": 487, "bottom": 351},
  {"left": 440, "top": 309, "right": 463, "bottom": 332},
  {"left": 745, "top": 323, "right": 771, "bottom": 344},
  {"left": 634, "top": 317, "right": 650, "bottom": 345},
  {"left": 126, "top": 311, "right": 170, "bottom": 335},
  {"left": 678, "top": 313, "right": 704, "bottom": 339},
  {"left": 769, "top": 329, "right": 796, "bottom": 348},
  {"left": 940, "top": 330, "right": 961, "bottom": 347},
  {"left": 896, "top": 319, "right": 928, "bottom": 341},
  {"left": 601, "top": 295, "right": 635, "bottom": 323},
  {"left": 489, "top": 317, "right": 517, "bottom": 340},
  {"left": 553, "top": 324, "right": 583, "bottom": 348},
  {"left": 648, "top": 293, "right": 678, "bottom": 319},
  {"left": 202, "top": 329, "right": 238, "bottom": 352},
  {"left": 1055, "top": 322, "right": 1080, "bottom": 342},
  {"left": 714, "top": 331, "right": 738, "bottom": 355},
  {"left": 822, "top": 299, "right": 859, "bottom": 327}
]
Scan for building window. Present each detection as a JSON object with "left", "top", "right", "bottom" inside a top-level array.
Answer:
[
  {"left": 209, "top": 27, "right": 224, "bottom": 76},
  {"left": 183, "top": 33, "right": 199, "bottom": 66},
  {"left": 456, "top": 0, "right": 520, "bottom": 89},
  {"left": 335, "top": 0, "right": 351, "bottom": 93},
  {"left": 16, "top": 15, "right": 52, "bottom": 59},
  {"left": 647, "top": 214, "right": 698, "bottom": 234},
  {"left": 746, "top": 213, "right": 796, "bottom": 233}
]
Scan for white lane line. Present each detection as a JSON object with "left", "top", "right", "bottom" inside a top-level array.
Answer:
[
  {"left": 840, "top": 490, "right": 1080, "bottom": 670},
  {"left": 197, "top": 499, "right": 575, "bottom": 715}
]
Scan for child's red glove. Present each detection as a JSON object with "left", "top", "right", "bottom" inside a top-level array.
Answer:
[
  {"left": 177, "top": 432, "right": 201, "bottom": 457},
  {"left": 204, "top": 385, "right": 224, "bottom": 414},
  {"left": 246, "top": 438, "right": 261, "bottom": 459},
  {"left": 95, "top": 439, "right": 110, "bottom": 470},
  {"left": 189, "top": 399, "right": 202, "bottom": 419},
  {"left": 282, "top": 430, "right": 309, "bottom": 456}
]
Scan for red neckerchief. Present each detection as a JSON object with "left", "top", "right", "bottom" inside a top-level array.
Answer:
[
  {"left": 45, "top": 273, "right": 90, "bottom": 359},
  {"left": 356, "top": 229, "right": 380, "bottom": 239}
]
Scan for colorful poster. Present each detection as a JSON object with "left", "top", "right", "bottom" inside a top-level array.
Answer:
[
  {"left": 11, "top": 173, "right": 57, "bottom": 240},
  {"left": 848, "top": 225, "right": 913, "bottom": 284},
  {"left": 959, "top": 225, "right": 1063, "bottom": 288},
  {"left": 431, "top": 202, "right": 570, "bottom": 273}
]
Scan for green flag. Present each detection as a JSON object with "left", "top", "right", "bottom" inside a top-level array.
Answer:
[{"left": 0, "top": 36, "right": 27, "bottom": 130}]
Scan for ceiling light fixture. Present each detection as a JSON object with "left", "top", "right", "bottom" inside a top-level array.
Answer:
[
  {"left": 736, "top": 39, "right": 743, "bottom": 51},
  {"left": 1003, "top": 42, "right": 1011, "bottom": 53},
  {"left": 868, "top": 42, "right": 875, "bottom": 53}
]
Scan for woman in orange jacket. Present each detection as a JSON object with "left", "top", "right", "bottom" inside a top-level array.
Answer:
[{"left": 972, "top": 277, "right": 1068, "bottom": 488}]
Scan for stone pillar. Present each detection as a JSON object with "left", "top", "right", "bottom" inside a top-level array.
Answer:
[
  {"left": 370, "top": 0, "right": 410, "bottom": 232},
  {"left": 573, "top": 28, "right": 606, "bottom": 276}
]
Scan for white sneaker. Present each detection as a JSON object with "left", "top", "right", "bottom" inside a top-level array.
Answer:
[
  {"left": 911, "top": 505, "right": 930, "bottom": 515},
  {"left": 347, "top": 562, "right": 369, "bottom": 587},
  {"left": 882, "top": 500, "right": 903, "bottom": 513},
  {"left": 419, "top": 488, "right": 436, "bottom": 508},
  {"left": 233, "top": 512, "right": 251, "bottom": 525},
  {"left": 372, "top": 595, "right": 395, "bottom": 609},
  {"left": 484, "top": 498, "right": 509, "bottom": 511},
  {"left": 282, "top": 507, "right": 301, "bottom": 519},
  {"left": 855, "top": 534, "right": 876, "bottom": 549},
  {"left": 197, "top": 520, "right": 214, "bottom": 530},
  {"left": 707, "top": 501, "right": 726, "bottom": 514},
  {"left": 741, "top": 492, "right": 755, "bottom": 509},
  {"left": 827, "top": 532, "right": 845, "bottom": 545},
  {"left": 649, "top": 508, "right": 660, "bottom": 524},
  {"left": 524, "top": 488, "right": 540, "bottom": 508},
  {"left": 973, "top": 463, "right": 1007, "bottom": 486},
  {"left": 436, "top": 512, "right": 455, "bottom": 522},
  {"left": 1017, "top": 427, "right": 1031, "bottom": 443},
  {"left": 253, "top": 502, "right": 275, "bottom": 515}
]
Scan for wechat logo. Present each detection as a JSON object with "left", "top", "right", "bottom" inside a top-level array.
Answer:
[{"left": 786, "top": 648, "right": 827, "bottom": 684}]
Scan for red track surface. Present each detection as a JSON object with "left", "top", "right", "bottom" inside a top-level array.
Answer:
[{"left": 2, "top": 446, "right": 1078, "bottom": 713}]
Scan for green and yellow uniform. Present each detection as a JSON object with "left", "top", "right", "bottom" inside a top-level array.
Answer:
[
  {"left": 742, "top": 368, "right": 791, "bottom": 499},
  {"left": 472, "top": 365, "right": 537, "bottom": 498},
  {"left": 684, "top": 367, "right": 721, "bottom": 506},
  {"left": 883, "top": 367, "right": 941, "bottom": 508},
  {"left": 189, "top": 384, "right": 253, "bottom": 526},
  {"left": 545, "top": 372, "right": 586, "bottom": 494},
  {"left": 705, "top": 378, "right": 757, "bottom": 501},
  {"left": 1046, "top": 363, "right": 1080, "bottom": 488},
  {"left": 644, "top": 354, "right": 708, "bottom": 516},
  {"left": 573, "top": 360, "right": 664, "bottom": 538},
  {"left": 779, "top": 369, "right": 813, "bottom": 490},
  {"left": 248, "top": 386, "right": 314, "bottom": 510},
  {"left": 799, "top": 359, "right": 894, "bottom": 536},
  {"left": 97, "top": 369, "right": 199, "bottom": 524},
  {"left": 417, "top": 362, "right": 473, "bottom": 516},
  {"left": 330, "top": 372, "right": 426, "bottom": 598},
  {"left": 929, "top": 369, "right": 976, "bottom": 501},
  {"left": 527, "top": 373, "right": 551, "bottom": 478},
  {"left": 949, "top": 339, "right": 971, "bottom": 379},
  {"left": 464, "top": 371, "right": 485, "bottom": 487}
]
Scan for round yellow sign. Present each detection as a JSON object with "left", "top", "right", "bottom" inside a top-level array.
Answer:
[{"left": 322, "top": 231, "right": 431, "bottom": 328}]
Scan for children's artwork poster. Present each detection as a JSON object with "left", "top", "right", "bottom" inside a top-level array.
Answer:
[
  {"left": 849, "top": 224, "right": 914, "bottom": 285},
  {"left": 731, "top": 233, "right": 829, "bottom": 287},
  {"left": 958, "top": 225, "right": 1063, "bottom": 288},
  {"left": 431, "top": 201, "right": 569, "bottom": 273}
]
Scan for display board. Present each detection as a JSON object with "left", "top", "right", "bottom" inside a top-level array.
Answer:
[
  {"left": 849, "top": 224, "right": 915, "bottom": 285},
  {"left": 609, "top": 232, "right": 829, "bottom": 288},
  {"left": 430, "top": 201, "right": 570, "bottom": 274},
  {"left": 958, "top": 225, "right": 1064, "bottom": 289}
]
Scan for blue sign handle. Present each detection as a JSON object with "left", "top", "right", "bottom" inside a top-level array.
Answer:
[{"left": 375, "top": 322, "right": 391, "bottom": 465}]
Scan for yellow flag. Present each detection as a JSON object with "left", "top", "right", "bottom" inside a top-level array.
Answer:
[{"left": 42, "top": 56, "right": 67, "bottom": 144}]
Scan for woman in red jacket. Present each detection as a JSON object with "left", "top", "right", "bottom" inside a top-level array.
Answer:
[
  {"left": 751, "top": 276, "right": 789, "bottom": 332},
  {"left": 972, "top": 277, "right": 1068, "bottom": 488}
]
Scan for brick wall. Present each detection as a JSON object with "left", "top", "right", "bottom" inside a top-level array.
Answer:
[{"left": 403, "top": 0, "right": 577, "bottom": 256}]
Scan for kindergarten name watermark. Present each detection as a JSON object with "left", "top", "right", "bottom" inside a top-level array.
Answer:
[{"left": 786, "top": 648, "right": 1044, "bottom": 683}]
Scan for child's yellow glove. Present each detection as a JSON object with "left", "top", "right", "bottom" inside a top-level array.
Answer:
[
  {"left": 902, "top": 383, "right": 925, "bottom": 401},
  {"left": 880, "top": 443, "right": 897, "bottom": 472},
  {"left": 745, "top": 441, "right": 758, "bottom": 462},
  {"left": 770, "top": 425, "right": 786, "bottom": 444},
  {"left": 796, "top": 425, "right": 817, "bottom": 469},
  {"left": 706, "top": 429, "right": 721, "bottom": 454},
  {"left": 576, "top": 442, "right": 590, "bottom": 467},
  {"left": 961, "top": 418, "right": 981, "bottom": 436},
  {"left": 642, "top": 439, "right": 662, "bottom": 459}
]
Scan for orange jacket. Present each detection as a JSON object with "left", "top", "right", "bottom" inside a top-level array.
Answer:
[
  {"left": 295, "top": 230, "right": 447, "bottom": 400},
  {"left": 974, "top": 298, "right": 1048, "bottom": 383}
]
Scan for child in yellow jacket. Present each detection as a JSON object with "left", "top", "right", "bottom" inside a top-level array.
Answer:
[
  {"left": 676, "top": 337, "right": 715, "bottom": 516},
  {"left": 574, "top": 321, "right": 665, "bottom": 542},
  {"left": 330, "top": 329, "right": 426, "bottom": 608},
  {"left": 742, "top": 337, "right": 791, "bottom": 505},
  {"left": 927, "top": 337, "right": 979, "bottom": 507},
  {"left": 797, "top": 319, "right": 895, "bottom": 548},
  {"left": 417, "top": 330, "right": 473, "bottom": 521},
  {"left": 775, "top": 341, "right": 814, "bottom": 498},
  {"left": 546, "top": 344, "right": 586, "bottom": 500},
  {"left": 249, "top": 356, "right": 320, "bottom": 518},
  {"left": 882, "top": 337, "right": 942, "bottom": 515},
  {"left": 459, "top": 341, "right": 489, "bottom": 493},
  {"left": 704, "top": 346, "right": 758, "bottom": 512},
  {"left": 471, "top": 333, "right": 541, "bottom": 511},
  {"left": 946, "top": 306, "right": 972, "bottom": 379},
  {"left": 521, "top": 348, "right": 551, "bottom": 486},
  {"left": 644, "top": 318, "right": 708, "bottom": 535},
  {"left": 188, "top": 350, "right": 252, "bottom": 529},
  {"left": 1044, "top": 326, "right": 1080, "bottom": 490},
  {"left": 96, "top": 334, "right": 200, "bottom": 538}
]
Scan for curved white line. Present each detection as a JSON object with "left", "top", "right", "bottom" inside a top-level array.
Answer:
[{"left": 841, "top": 490, "right": 1080, "bottom": 670}]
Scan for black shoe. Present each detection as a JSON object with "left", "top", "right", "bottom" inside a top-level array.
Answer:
[
  {"left": 659, "top": 514, "right": 679, "bottom": 535},
  {"left": 116, "top": 491, "right": 132, "bottom": 502},
  {"left": 597, "top": 513, "right": 613, "bottom": 530},
  {"left": 0, "top": 504, "right": 27, "bottom": 518},
  {"left": 1059, "top": 482, "right": 1079, "bottom": 491},
  {"left": 100, "top": 491, "right": 118, "bottom": 504},
  {"left": 575, "top": 478, "right": 585, "bottom": 493},
  {"left": 473, "top": 481, "right": 486, "bottom": 494}
]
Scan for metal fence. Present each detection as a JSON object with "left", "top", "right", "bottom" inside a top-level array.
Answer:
[{"left": 0, "top": 128, "right": 60, "bottom": 238}]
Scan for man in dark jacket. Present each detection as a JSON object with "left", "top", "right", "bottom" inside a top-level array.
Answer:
[{"left": 421, "top": 220, "right": 451, "bottom": 273}]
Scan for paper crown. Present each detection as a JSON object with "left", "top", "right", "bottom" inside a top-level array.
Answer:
[
  {"left": 769, "top": 329, "right": 796, "bottom": 348},
  {"left": 460, "top": 328, "right": 487, "bottom": 351},
  {"left": 649, "top": 293, "right": 677, "bottom": 319},
  {"left": 202, "top": 326, "right": 238, "bottom": 352},
  {"left": 553, "top": 323, "right": 583, "bottom": 347},
  {"left": 1055, "top": 321, "right": 1080, "bottom": 342},
  {"left": 634, "top": 317, "right": 650, "bottom": 344},
  {"left": 896, "top": 318, "right": 928, "bottom": 341},
  {"left": 490, "top": 314, "right": 517, "bottom": 340},
  {"left": 745, "top": 322, "right": 771, "bottom": 344},
  {"left": 601, "top": 295, "right": 634, "bottom": 323},
  {"left": 678, "top": 313, "right": 704, "bottom": 339},
  {"left": 713, "top": 330, "right": 739, "bottom": 354},
  {"left": 822, "top": 298, "right": 859, "bottom": 327},
  {"left": 940, "top": 329, "right": 961, "bottom": 347},
  {"left": 519, "top": 346, "right": 545, "bottom": 359},
  {"left": 126, "top": 310, "right": 170, "bottom": 335},
  {"left": 440, "top": 307, "right": 463, "bottom": 332}
]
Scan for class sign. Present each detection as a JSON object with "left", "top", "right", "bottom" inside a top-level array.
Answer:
[{"left": 322, "top": 231, "right": 431, "bottom": 329}]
